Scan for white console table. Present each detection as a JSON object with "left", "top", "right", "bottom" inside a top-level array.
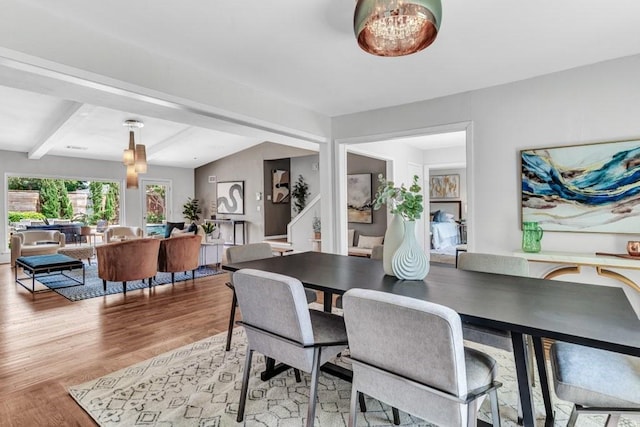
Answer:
[{"left": 514, "top": 250, "right": 640, "bottom": 293}]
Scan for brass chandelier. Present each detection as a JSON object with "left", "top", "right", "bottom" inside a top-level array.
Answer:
[{"left": 122, "top": 119, "right": 146, "bottom": 189}]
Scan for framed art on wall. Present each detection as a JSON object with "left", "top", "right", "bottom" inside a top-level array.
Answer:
[
  {"left": 216, "top": 181, "right": 244, "bottom": 215},
  {"left": 521, "top": 138, "right": 640, "bottom": 233},
  {"left": 347, "top": 173, "right": 373, "bottom": 223},
  {"left": 272, "top": 169, "right": 290, "bottom": 204},
  {"left": 430, "top": 174, "right": 460, "bottom": 199}
]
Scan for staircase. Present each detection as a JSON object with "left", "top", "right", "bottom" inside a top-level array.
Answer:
[{"left": 264, "top": 195, "right": 320, "bottom": 254}]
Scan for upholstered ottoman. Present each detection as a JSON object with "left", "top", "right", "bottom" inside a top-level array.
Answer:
[{"left": 58, "top": 246, "right": 96, "bottom": 264}]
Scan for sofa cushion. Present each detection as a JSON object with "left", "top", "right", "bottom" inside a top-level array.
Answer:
[
  {"left": 357, "top": 235, "right": 384, "bottom": 249},
  {"left": 165, "top": 222, "right": 185, "bottom": 238}
]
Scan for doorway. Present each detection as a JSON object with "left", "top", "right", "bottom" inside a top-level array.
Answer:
[{"left": 141, "top": 179, "right": 171, "bottom": 237}]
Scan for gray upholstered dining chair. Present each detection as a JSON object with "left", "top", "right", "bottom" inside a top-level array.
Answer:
[
  {"left": 457, "top": 252, "right": 531, "bottom": 353},
  {"left": 457, "top": 252, "right": 534, "bottom": 421},
  {"left": 224, "top": 243, "right": 318, "bottom": 351},
  {"left": 549, "top": 341, "right": 640, "bottom": 426},
  {"left": 342, "top": 288, "right": 502, "bottom": 426},
  {"left": 233, "top": 268, "right": 349, "bottom": 426}
]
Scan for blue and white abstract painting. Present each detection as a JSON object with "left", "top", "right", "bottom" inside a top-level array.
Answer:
[{"left": 521, "top": 139, "right": 640, "bottom": 233}]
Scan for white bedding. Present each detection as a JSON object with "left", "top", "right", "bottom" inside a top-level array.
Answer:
[{"left": 431, "top": 222, "right": 460, "bottom": 250}]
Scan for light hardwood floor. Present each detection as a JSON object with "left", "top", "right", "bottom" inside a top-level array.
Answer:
[{"left": 0, "top": 263, "right": 236, "bottom": 426}]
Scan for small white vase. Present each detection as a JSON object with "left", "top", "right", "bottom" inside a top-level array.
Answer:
[
  {"left": 392, "top": 220, "right": 430, "bottom": 280},
  {"left": 383, "top": 214, "right": 404, "bottom": 276}
]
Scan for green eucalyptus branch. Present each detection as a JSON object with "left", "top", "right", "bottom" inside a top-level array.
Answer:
[{"left": 373, "top": 174, "right": 423, "bottom": 221}]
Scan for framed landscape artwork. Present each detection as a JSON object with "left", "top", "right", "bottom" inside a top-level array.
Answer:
[
  {"left": 272, "top": 169, "right": 290, "bottom": 204},
  {"left": 347, "top": 173, "right": 372, "bottom": 223},
  {"left": 430, "top": 174, "right": 460, "bottom": 199},
  {"left": 521, "top": 138, "right": 640, "bottom": 233},
  {"left": 216, "top": 181, "right": 244, "bottom": 215}
]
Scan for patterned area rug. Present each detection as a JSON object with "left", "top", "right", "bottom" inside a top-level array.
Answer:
[
  {"left": 36, "top": 264, "right": 225, "bottom": 301},
  {"left": 68, "top": 326, "right": 639, "bottom": 426}
]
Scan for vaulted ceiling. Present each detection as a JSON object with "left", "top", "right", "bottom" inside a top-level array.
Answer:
[{"left": 1, "top": 0, "right": 640, "bottom": 168}]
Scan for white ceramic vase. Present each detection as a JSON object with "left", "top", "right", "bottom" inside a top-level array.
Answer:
[
  {"left": 383, "top": 213, "right": 404, "bottom": 276},
  {"left": 391, "top": 220, "right": 430, "bottom": 280}
]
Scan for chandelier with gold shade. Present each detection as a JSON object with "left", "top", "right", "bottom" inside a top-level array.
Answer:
[
  {"left": 354, "top": 0, "right": 442, "bottom": 57},
  {"left": 122, "top": 119, "right": 147, "bottom": 189}
]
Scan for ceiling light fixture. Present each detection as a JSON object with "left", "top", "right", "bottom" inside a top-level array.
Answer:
[
  {"left": 354, "top": 0, "right": 441, "bottom": 57},
  {"left": 122, "top": 119, "right": 146, "bottom": 189}
]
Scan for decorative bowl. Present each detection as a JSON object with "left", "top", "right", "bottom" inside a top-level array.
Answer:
[{"left": 627, "top": 241, "right": 640, "bottom": 257}]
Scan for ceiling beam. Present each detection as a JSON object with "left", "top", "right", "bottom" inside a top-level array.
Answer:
[
  {"left": 145, "top": 127, "right": 192, "bottom": 159},
  {"left": 28, "top": 102, "right": 90, "bottom": 159}
]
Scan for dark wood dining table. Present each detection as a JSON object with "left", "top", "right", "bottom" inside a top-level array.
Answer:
[{"left": 223, "top": 251, "right": 640, "bottom": 427}]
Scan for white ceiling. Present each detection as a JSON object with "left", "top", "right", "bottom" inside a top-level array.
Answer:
[{"left": 2, "top": 0, "right": 640, "bottom": 168}]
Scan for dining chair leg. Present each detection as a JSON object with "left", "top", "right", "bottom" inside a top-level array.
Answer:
[
  {"left": 489, "top": 389, "right": 501, "bottom": 427},
  {"left": 392, "top": 407, "right": 400, "bottom": 425},
  {"left": 358, "top": 392, "right": 367, "bottom": 412},
  {"left": 567, "top": 405, "right": 578, "bottom": 427},
  {"left": 123, "top": 281, "right": 127, "bottom": 295},
  {"left": 171, "top": 272, "right": 175, "bottom": 285},
  {"left": 348, "top": 385, "right": 359, "bottom": 427},
  {"left": 306, "top": 347, "right": 322, "bottom": 427},
  {"left": 225, "top": 292, "right": 238, "bottom": 351},
  {"left": 605, "top": 414, "right": 620, "bottom": 427},
  {"left": 237, "top": 348, "right": 253, "bottom": 423},
  {"left": 103, "top": 279, "right": 107, "bottom": 291},
  {"left": 465, "top": 401, "right": 476, "bottom": 427}
]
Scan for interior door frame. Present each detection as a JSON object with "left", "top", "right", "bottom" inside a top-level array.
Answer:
[{"left": 140, "top": 178, "right": 172, "bottom": 230}]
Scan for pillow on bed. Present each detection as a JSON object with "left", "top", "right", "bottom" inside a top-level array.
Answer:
[
  {"left": 433, "top": 210, "right": 446, "bottom": 222},
  {"left": 348, "top": 229, "right": 355, "bottom": 247},
  {"left": 357, "top": 235, "right": 384, "bottom": 249},
  {"left": 443, "top": 213, "right": 456, "bottom": 222}
]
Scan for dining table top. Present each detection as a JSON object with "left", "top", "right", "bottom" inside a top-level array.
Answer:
[{"left": 223, "top": 251, "right": 640, "bottom": 357}]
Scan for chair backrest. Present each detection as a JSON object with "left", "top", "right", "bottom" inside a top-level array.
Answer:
[
  {"left": 96, "top": 220, "right": 108, "bottom": 232},
  {"left": 226, "top": 243, "right": 273, "bottom": 264},
  {"left": 158, "top": 234, "right": 201, "bottom": 272},
  {"left": 232, "top": 268, "right": 314, "bottom": 346},
  {"left": 96, "top": 238, "right": 160, "bottom": 282},
  {"left": 342, "top": 288, "right": 468, "bottom": 397},
  {"left": 105, "top": 226, "right": 144, "bottom": 243},
  {"left": 457, "top": 252, "right": 529, "bottom": 277}
]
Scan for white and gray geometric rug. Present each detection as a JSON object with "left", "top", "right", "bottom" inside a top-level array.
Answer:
[{"left": 69, "top": 326, "right": 639, "bottom": 426}]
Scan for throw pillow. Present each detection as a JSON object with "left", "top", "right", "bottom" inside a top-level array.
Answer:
[
  {"left": 357, "top": 235, "right": 384, "bottom": 249},
  {"left": 165, "top": 222, "right": 185, "bottom": 238},
  {"left": 348, "top": 229, "right": 355, "bottom": 247}
]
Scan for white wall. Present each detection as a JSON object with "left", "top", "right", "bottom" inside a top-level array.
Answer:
[
  {"left": 333, "top": 54, "right": 640, "bottom": 258},
  {"left": 1, "top": 150, "right": 193, "bottom": 263}
]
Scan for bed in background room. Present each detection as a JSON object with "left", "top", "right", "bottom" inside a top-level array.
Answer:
[{"left": 430, "top": 201, "right": 462, "bottom": 251}]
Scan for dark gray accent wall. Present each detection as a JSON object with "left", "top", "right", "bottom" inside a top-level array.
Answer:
[
  {"left": 264, "top": 158, "right": 290, "bottom": 236},
  {"left": 194, "top": 142, "right": 317, "bottom": 244},
  {"left": 347, "top": 153, "right": 387, "bottom": 241}
]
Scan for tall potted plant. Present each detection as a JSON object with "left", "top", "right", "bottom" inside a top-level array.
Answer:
[
  {"left": 291, "top": 175, "right": 310, "bottom": 214},
  {"left": 182, "top": 197, "right": 201, "bottom": 223},
  {"left": 374, "top": 175, "right": 428, "bottom": 280}
]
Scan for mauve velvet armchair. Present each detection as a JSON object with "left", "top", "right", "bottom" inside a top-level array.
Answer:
[
  {"left": 96, "top": 238, "right": 160, "bottom": 294},
  {"left": 157, "top": 234, "right": 202, "bottom": 284}
]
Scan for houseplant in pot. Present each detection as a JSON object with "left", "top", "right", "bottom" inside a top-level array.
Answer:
[
  {"left": 72, "top": 212, "right": 93, "bottom": 244},
  {"left": 374, "top": 174, "right": 427, "bottom": 279},
  {"left": 182, "top": 197, "right": 201, "bottom": 224},
  {"left": 201, "top": 221, "right": 217, "bottom": 242}
]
